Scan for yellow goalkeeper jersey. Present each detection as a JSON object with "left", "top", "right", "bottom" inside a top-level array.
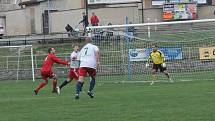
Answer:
[{"left": 148, "top": 50, "right": 165, "bottom": 64}]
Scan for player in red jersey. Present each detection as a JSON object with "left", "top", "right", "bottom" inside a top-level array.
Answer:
[{"left": 33, "top": 48, "right": 70, "bottom": 95}]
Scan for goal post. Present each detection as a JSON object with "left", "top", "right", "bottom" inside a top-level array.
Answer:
[
  {"left": 87, "top": 18, "right": 215, "bottom": 83},
  {"left": 0, "top": 45, "right": 35, "bottom": 82}
]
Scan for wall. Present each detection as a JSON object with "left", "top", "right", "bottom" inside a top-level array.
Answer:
[
  {"left": 198, "top": 5, "right": 215, "bottom": 19},
  {"left": 89, "top": 7, "right": 139, "bottom": 25},
  {"left": 0, "top": 17, "right": 6, "bottom": 35},
  {"left": 0, "top": 0, "right": 215, "bottom": 35},
  {"left": 50, "top": 6, "right": 139, "bottom": 32},
  {"left": 4, "top": 9, "right": 27, "bottom": 35},
  {"left": 30, "top": 0, "right": 82, "bottom": 34},
  {"left": 64, "top": 0, "right": 82, "bottom": 10},
  {"left": 50, "top": 9, "right": 84, "bottom": 33},
  {"left": 142, "top": 8, "right": 163, "bottom": 22}
]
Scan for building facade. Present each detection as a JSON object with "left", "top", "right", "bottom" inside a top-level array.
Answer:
[{"left": 0, "top": 0, "right": 214, "bottom": 36}]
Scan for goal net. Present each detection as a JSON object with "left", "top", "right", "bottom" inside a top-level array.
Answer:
[
  {"left": 88, "top": 19, "right": 215, "bottom": 83},
  {"left": 0, "top": 45, "right": 35, "bottom": 82}
]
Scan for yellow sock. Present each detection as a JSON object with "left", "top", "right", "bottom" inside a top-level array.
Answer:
[{"left": 152, "top": 75, "right": 157, "bottom": 81}]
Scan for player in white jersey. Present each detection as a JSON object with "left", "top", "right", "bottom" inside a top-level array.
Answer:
[
  {"left": 57, "top": 45, "right": 83, "bottom": 94},
  {"left": 75, "top": 37, "right": 100, "bottom": 99}
]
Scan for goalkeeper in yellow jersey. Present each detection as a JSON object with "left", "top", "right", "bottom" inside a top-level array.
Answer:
[{"left": 146, "top": 45, "right": 173, "bottom": 85}]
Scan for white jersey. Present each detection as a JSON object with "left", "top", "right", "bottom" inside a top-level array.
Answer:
[
  {"left": 79, "top": 43, "right": 99, "bottom": 69},
  {"left": 70, "top": 51, "right": 80, "bottom": 68}
]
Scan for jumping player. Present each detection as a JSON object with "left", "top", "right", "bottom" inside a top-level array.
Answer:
[
  {"left": 57, "top": 45, "right": 83, "bottom": 94},
  {"left": 33, "top": 48, "right": 70, "bottom": 95},
  {"left": 75, "top": 37, "right": 100, "bottom": 99}
]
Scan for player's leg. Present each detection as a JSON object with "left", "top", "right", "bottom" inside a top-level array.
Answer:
[
  {"left": 75, "top": 76, "right": 84, "bottom": 99},
  {"left": 87, "top": 68, "right": 97, "bottom": 98},
  {"left": 75, "top": 68, "right": 84, "bottom": 90},
  {"left": 59, "top": 69, "right": 74, "bottom": 90},
  {"left": 162, "top": 69, "right": 173, "bottom": 83},
  {"left": 162, "top": 70, "right": 170, "bottom": 78},
  {"left": 151, "top": 64, "right": 158, "bottom": 85},
  {"left": 83, "top": 25, "right": 87, "bottom": 36},
  {"left": 59, "top": 78, "right": 72, "bottom": 90},
  {"left": 50, "top": 73, "right": 59, "bottom": 94},
  {"left": 88, "top": 76, "right": 96, "bottom": 98},
  {"left": 160, "top": 65, "right": 173, "bottom": 83},
  {"left": 75, "top": 67, "right": 85, "bottom": 99},
  {"left": 33, "top": 72, "right": 48, "bottom": 95}
]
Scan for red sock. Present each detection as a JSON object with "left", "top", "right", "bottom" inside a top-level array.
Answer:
[
  {"left": 35, "top": 82, "right": 46, "bottom": 91},
  {"left": 52, "top": 80, "right": 57, "bottom": 91}
]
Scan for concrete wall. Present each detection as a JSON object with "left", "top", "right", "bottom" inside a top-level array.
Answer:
[
  {"left": 142, "top": 8, "right": 163, "bottom": 22},
  {"left": 31, "top": 0, "right": 82, "bottom": 33},
  {"left": 89, "top": 7, "right": 139, "bottom": 25},
  {"left": 198, "top": 5, "right": 215, "bottom": 19},
  {"left": 64, "top": 0, "right": 82, "bottom": 9},
  {"left": 0, "top": 17, "right": 6, "bottom": 35},
  {"left": 50, "top": 9, "right": 84, "bottom": 33},
  {"left": 50, "top": 6, "right": 139, "bottom": 32},
  {"left": 4, "top": 9, "right": 27, "bottom": 35},
  {"left": 0, "top": 0, "right": 215, "bottom": 35}
]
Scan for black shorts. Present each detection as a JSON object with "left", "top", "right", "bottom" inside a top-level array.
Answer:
[{"left": 153, "top": 64, "right": 167, "bottom": 72}]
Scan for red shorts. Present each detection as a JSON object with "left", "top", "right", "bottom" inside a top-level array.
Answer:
[
  {"left": 68, "top": 68, "right": 79, "bottom": 80},
  {"left": 79, "top": 67, "right": 96, "bottom": 76},
  {"left": 41, "top": 70, "right": 55, "bottom": 79}
]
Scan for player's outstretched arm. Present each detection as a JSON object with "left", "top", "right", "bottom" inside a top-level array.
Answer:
[
  {"left": 145, "top": 54, "right": 152, "bottom": 68},
  {"left": 51, "top": 54, "right": 69, "bottom": 65}
]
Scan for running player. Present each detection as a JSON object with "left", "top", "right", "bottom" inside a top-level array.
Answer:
[{"left": 33, "top": 48, "right": 70, "bottom": 95}]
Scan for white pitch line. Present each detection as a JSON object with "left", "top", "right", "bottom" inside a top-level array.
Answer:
[
  {"left": 0, "top": 96, "right": 57, "bottom": 102},
  {"left": 206, "top": 92, "right": 215, "bottom": 94},
  {"left": 178, "top": 79, "right": 193, "bottom": 82},
  {"left": 99, "top": 79, "right": 195, "bottom": 84}
]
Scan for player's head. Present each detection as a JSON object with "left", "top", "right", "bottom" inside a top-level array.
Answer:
[
  {"left": 48, "top": 48, "right": 56, "bottom": 54},
  {"left": 92, "top": 12, "right": 95, "bottom": 16},
  {"left": 82, "top": 12, "right": 85, "bottom": 16},
  {"left": 73, "top": 45, "right": 79, "bottom": 52},
  {"left": 85, "top": 36, "right": 92, "bottom": 43},
  {"left": 152, "top": 45, "right": 158, "bottom": 52}
]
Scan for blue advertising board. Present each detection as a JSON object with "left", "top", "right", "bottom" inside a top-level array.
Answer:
[{"left": 129, "top": 48, "right": 182, "bottom": 61}]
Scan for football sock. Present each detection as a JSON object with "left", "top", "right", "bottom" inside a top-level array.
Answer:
[
  {"left": 52, "top": 80, "right": 57, "bottom": 91},
  {"left": 35, "top": 82, "right": 46, "bottom": 91},
  {"left": 59, "top": 80, "right": 70, "bottom": 89},
  {"left": 165, "top": 73, "right": 170, "bottom": 78},
  {"left": 81, "top": 82, "right": 84, "bottom": 88},
  {"left": 76, "top": 81, "right": 83, "bottom": 95},
  {"left": 152, "top": 74, "right": 156, "bottom": 80},
  {"left": 89, "top": 77, "right": 96, "bottom": 92},
  {"left": 80, "top": 82, "right": 84, "bottom": 91}
]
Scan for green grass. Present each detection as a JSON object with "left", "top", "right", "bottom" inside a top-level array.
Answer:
[{"left": 0, "top": 74, "right": 215, "bottom": 121}]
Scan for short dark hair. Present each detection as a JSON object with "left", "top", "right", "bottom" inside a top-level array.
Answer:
[
  {"left": 48, "top": 48, "right": 53, "bottom": 53},
  {"left": 152, "top": 44, "right": 158, "bottom": 48}
]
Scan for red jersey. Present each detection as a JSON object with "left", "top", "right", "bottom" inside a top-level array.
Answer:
[
  {"left": 41, "top": 53, "right": 68, "bottom": 72},
  {"left": 90, "top": 15, "right": 99, "bottom": 25}
]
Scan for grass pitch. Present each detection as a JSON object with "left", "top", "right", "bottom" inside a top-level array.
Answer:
[{"left": 0, "top": 77, "right": 215, "bottom": 121}]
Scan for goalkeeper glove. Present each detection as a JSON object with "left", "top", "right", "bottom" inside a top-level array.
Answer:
[
  {"left": 145, "top": 63, "right": 149, "bottom": 68},
  {"left": 161, "top": 63, "right": 166, "bottom": 68}
]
